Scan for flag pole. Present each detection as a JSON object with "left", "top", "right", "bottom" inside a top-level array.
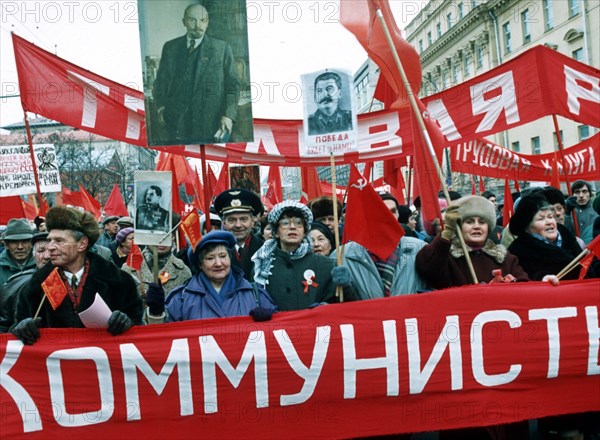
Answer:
[
  {"left": 375, "top": 9, "right": 478, "bottom": 284},
  {"left": 552, "top": 114, "right": 579, "bottom": 236},
  {"left": 33, "top": 295, "right": 47, "bottom": 319},
  {"left": 22, "top": 110, "right": 45, "bottom": 210},
  {"left": 406, "top": 155, "right": 412, "bottom": 206},
  {"left": 556, "top": 248, "right": 589, "bottom": 280},
  {"left": 329, "top": 154, "right": 344, "bottom": 302},
  {"left": 199, "top": 145, "right": 212, "bottom": 218}
]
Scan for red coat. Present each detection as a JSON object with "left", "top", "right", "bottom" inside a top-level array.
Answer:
[{"left": 415, "top": 235, "right": 529, "bottom": 289}]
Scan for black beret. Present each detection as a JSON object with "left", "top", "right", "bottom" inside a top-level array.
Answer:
[{"left": 509, "top": 195, "right": 552, "bottom": 237}]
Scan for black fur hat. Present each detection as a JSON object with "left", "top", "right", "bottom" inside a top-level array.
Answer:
[
  {"left": 308, "top": 196, "right": 342, "bottom": 220},
  {"left": 509, "top": 195, "right": 551, "bottom": 237},
  {"left": 46, "top": 206, "right": 100, "bottom": 246}
]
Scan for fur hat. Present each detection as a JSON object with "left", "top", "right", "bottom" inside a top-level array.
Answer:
[
  {"left": 116, "top": 227, "right": 134, "bottom": 244},
  {"left": 46, "top": 206, "right": 100, "bottom": 246},
  {"left": 541, "top": 186, "right": 565, "bottom": 206},
  {"left": 509, "top": 195, "right": 551, "bottom": 237},
  {"left": 453, "top": 195, "right": 496, "bottom": 231},
  {"left": 269, "top": 201, "right": 313, "bottom": 227},
  {"left": 308, "top": 196, "right": 342, "bottom": 220}
]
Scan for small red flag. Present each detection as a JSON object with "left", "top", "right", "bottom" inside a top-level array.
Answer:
[
  {"left": 104, "top": 184, "right": 129, "bottom": 216},
  {"left": 502, "top": 179, "right": 514, "bottom": 228},
  {"left": 266, "top": 166, "right": 283, "bottom": 205},
  {"left": 301, "top": 166, "right": 323, "bottom": 200},
  {"left": 344, "top": 164, "right": 404, "bottom": 259},
  {"left": 42, "top": 268, "right": 68, "bottom": 310},
  {"left": 126, "top": 242, "right": 144, "bottom": 271},
  {"left": 180, "top": 210, "right": 202, "bottom": 250},
  {"left": 577, "top": 235, "right": 600, "bottom": 279},
  {"left": 78, "top": 184, "right": 102, "bottom": 219}
]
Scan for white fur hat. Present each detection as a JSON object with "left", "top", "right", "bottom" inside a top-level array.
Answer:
[{"left": 452, "top": 195, "right": 496, "bottom": 230}]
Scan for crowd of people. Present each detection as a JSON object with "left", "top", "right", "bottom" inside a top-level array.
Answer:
[{"left": 1, "top": 179, "right": 599, "bottom": 439}]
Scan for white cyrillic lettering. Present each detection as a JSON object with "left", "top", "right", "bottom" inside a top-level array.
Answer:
[
  {"left": 564, "top": 65, "right": 600, "bottom": 115},
  {"left": 66, "top": 70, "right": 110, "bottom": 128},
  {"left": 124, "top": 94, "right": 145, "bottom": 140},
  {"left": 244, "top": 124, "right": 282, "bottom": 156},
  {"left": 471, "top": 71, "right": 520, "bottom": 132},
  {"left": 585, "top": 306, "right": 600, "bottom": 375},
  {"left": 427, "top": 98, "right": 461, "bottom": 141}
]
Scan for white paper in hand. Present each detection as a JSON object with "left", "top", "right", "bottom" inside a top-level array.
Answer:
[{"left": 78, "top": 293, "right": 112, "bottom": 328}]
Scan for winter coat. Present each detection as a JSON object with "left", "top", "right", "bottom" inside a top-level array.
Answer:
[
  {"left": 264, "top": 248, "right": 337, "bottom": 311},
  {"left": 230, "top": 233, "right": 264, "bottom": 282},
  {"left": 332, "top": 238, "right": 428, "bottom": 299},
  {"left": 165, "top": 265, "right": 276, "bottom": 321},
  {"left": 416, "top": 235, "right": 529, "bottom": 289},
  {"left": 565, "top": 203, "right": 598, "bottom": 242},
  {"left": 508, "top": 224, "right": 596, "bottom": 280},
  {"left": 14, "top": 252, "right": 143, "bottom": 328},
  {"left": 0, "top": 268, "right": 35, "bottom": 332},
  {"left": 0, "top": 249, "right": 35, "bottom": 286}
]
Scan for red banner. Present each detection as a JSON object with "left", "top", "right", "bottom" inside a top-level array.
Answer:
[
  {"left": 12, "top": 33, "right": 146, "bottom": 147},
  {"left": 2, "top": 280, "right": 599, "bottom": 439},
  {"left": 451, "top": 133, "right": 599, "bottom": 182}
]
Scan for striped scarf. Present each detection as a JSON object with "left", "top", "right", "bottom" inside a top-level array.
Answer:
[{"left": 369, "top": 249, "right": 399, "bottom": 297}]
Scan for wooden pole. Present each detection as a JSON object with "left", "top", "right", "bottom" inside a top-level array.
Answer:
[
  {"left": 552, "top": 114, "right": 579, "bottom": 236},
  {"left": 329, "top": 154, "right": 343, "bottom": 302},
  {"left": 556, "top": 248, "right": 589, "bottom": 280},
  {"left": 200, "top": 145, "right": 212, "bottom": 218},
  {"left": 375, "top": 9, "right": 478, "bottom": 284},
  {"left": 23, "top": 110, "right": 45, "bottom": 210}
]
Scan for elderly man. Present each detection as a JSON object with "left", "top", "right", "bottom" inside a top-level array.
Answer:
[
  {"left": 0, "top": 232, "right": 50, "bottom": 332},
  {"left": 11, "top": 206, "right": 143, "bottom": 345},
  {"left": 308, "top": 195, "right": 343, "bottom": 234},
  {"left": 0, "top": 218, "right": 36, "bottom": 286},
  {"left": 96, "top": 215, "right": 119, "bottom": 247},
  {"left": 214, "top": 188, "right": 264, "bottom": 281},
  {"left": 307, "top": 71, "right": 353, "bottom": 135}
]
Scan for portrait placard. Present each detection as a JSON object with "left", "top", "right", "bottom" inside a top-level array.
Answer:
[
  {"left": 301, "top": 69, "right": 358, "bottom": 157},
  {"left": 229, "top": 164, "right": 260, "bottom": 194},
  {"left": 134, "top": 171, "right": 172, "bottom": 246},
  {"left": 138, "top": 0, "right": 254, "bottom": 146}
]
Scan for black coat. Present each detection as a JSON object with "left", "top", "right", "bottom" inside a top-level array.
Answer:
[
  {"left": 508, "top": 224, "right": 594, "bottom": 280},
  {"left": 231, "top": 233, "right": 263, "bottom": 282},
  {"left": 15, "top": 252, "right": 143, "bottom": 328}
]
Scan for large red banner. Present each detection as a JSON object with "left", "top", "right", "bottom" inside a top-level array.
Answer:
[
  {"left": 2, "top": 280, "right": 599, "bottom": 439},
  {"left": 451, "top": 132, "right": 600, "bottom": 182},
  {"left": 13, "top": 34, "right": 599, "bottom": 167}
]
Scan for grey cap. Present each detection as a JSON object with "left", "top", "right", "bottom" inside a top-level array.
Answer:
[{"left": 2, "top": 218, "right": 34, "bottom": 241}]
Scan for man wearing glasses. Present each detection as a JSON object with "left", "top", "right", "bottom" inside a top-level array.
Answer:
[
  {"left": 214, "top": 188, "right": 264, "bottom": 281},
  {"left": 11, "top": 206, "right": 143, "bottom": 345}
]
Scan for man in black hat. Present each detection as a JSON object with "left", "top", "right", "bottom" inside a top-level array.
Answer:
[
  {"left": 214, "top": 188, "right": 264, "bottom": 281},
  {"left": 0, "top": 218, "right": 35, "bottom": 286},
  {"left": 96, "top": 215, "right": 120, "bottom": 247},
  {"left": 11, "top": 206, "right": 143, "bottom": 345}
]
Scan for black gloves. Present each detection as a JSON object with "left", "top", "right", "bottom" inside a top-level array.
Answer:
[
  {"left": 565, "top": 196, "right": 578, "bottom": 214},
  {"left": 331, "top": 266, "right": 352, "bottom": 287},
  {"left": 11, "top": 317, "right": 42, "bottom": 345},
  {"left": 107, "top": 310, "right": 133, "bottom": 335},
  {"left": 146, "top": 282, "right": 166, "bottom": 316},
  {"left": 249, "top": 307, "right": 273, "bottom": 322}
]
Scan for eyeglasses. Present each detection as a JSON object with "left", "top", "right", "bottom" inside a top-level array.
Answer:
[
  {"left": 47, "top": 240, "right": 78, "bottom": 248},
  {"left": 279, "top": 218, "right": 304, "bottom": 228}
]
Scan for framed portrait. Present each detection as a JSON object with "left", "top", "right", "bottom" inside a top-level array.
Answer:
[
  {"left": 138, "top": 0, "right": 254, "bottom": 146},
  {"left": 229, "top": 164, "right": 261, "bottom": 194},
  {"left": 134, "top": 171, "right": 172, "bottom": 246}
]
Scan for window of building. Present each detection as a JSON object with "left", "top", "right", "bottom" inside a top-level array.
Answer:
[
  {"left": 522, "top": 9, "right": 531, "bottom": 44},
  {"left": 503, "top": 22, "right": 511, "bottom": 54},
  {"left": 464, "top": 51, "right": 471, "bottom": 77},
  {"left": 572, "top": 48, "right": 584, "bottom": 61},
  {"left": 427, "top": 31, "right": 432, "bottom": 45},
  {"left": 553, "top": 130, "right": 563, "bottom": 150},
  {"left": 419, "top": 39, "right": 424, "bottom": 53},
  {"left": 436, "top": 22, "right": 442, "bottom": 38},
  {"left": 452, "top": 61, "right": 460, "bottom": 83},
  {"left": 578, "top": 125, "right": 590, "bottom": 141},
  {"left": 543, "top": 0, "right": 554, "bottom": 30},
  {"left": 531, "top": 136, "right": 541, "bottom": 155},
  {"left": 442, "top": 70, "right": 448, "bottom": 88},
  {"left": 471, "top": 0, "right": 477, "bottom": 8},
  {"left": 458, "top": 2, "right": 464, "bottom": 20},
  {"left": 476, "top": 45, "right": 484, "bottom": 68},
  {"left": 569, "top": 0, "right": 580, "bottom": 16},
  {"left": 447, "top": 13, "right": 453, "bottom": 29},
  {"left": 512, "top": 141, "right": 520, "bottom": 153}
]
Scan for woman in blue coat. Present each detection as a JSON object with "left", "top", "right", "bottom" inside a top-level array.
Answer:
[{"left": 145, "top": 231, "right": 276, "bottom": 323}]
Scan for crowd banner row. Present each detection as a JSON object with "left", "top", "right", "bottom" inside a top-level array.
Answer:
[
  {"left": 13, "top": 34, "right": 600, "bottom": 167},
  {"left": 2, "top": 280, "right": 599, "bottom": 438}
]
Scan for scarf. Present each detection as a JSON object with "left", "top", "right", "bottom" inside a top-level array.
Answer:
[
  {"left": 531, "top": 231, "right": 563, "bottom": 248},
  {"left": 196, "top": 270, "right": 237, "bottom": 306},
  {"left": 252, "top": 237, "right": 312, "bottom": 286},
  {"left": 449, "top": 238, "right": 507, "bottom": 264},
  {"left": 143, "top": 248, "right": 172, "bottom": 271}
]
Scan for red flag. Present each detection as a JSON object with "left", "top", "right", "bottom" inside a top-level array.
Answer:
[
  {"left": 514, "top": 180, "right": 521, "bottom": 192},
  {"left": 550, "top": 153, "right": 561, "bottom": 189},
  {"left": 0, "top": 197, "right": 26, "bottom": 223},
  {"left": 21, "top": 199, "right": 37, "bottom": 220},
  {"left": 38, "top": 197, "right": 49, "bottom": 216},
  {"left": 301, "top": 166, "right": 323, "bottom": 200},
  {"left": 12, "top": 34, "right": 146, "bottom": 147},
  {"left": 344, "top": 164, "right": 404, "bottom": 259},
  {"left": 170, "top": 158, "right": 185, "bottom": 217},
  {"left": 340, "top": 0, "right": 421, "bottom": 110},
  {"left": 578, "top": 234, "right": 600, "bottom": 279},
  {"left": 42, "top": 268, "right": 68, "bottom": 310},
  {"left": 191, "top": 166, "right": 205, "bottom": 211},
  {"left": 266, "top": 166, "right": 283, "bottom": 205},
  {"left": 78, "top": 184, "right": 102, "bottom": 219},
  {"left": 61, "top": 187, "right": 83, "bottom": 208},
  {"left": 363, "top": 162, "right": 374, "bottom": 182},
  {"left": 470, "top": 175, "right": 477, "bottom": 195},
  {"left": 206, "top": 165, "right": 218, "bottom": 200},
  {"left": 126, "top": 242, "right": 144, "bottom": 272},
  {"left": 214, "top": 162, "right": 229, "bottom": 195},
  {"left": 104, "top": 184, "right": 128, "bottom": 216},
  {"left": 502, "top": 179, "right": 514, "bottom": 228},
  {"left": 478, "top": 176, "right": 486, "bottom": 194},
  {"left": 180, "top": 210, "right": 202, "bottom": 250},
  {"left": 157, "top": 152, "right": 195, "bottom": 194}
]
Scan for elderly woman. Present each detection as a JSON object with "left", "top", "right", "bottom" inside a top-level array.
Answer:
[
  {"left": 508, "top": 194, "right": 597, "bottom": 280},
  {"left": 416, "top": 195, "right": 530, "bottom": 289},
  {"left": 109, "top": 227, "right": 134, "bottom": 268},
  {"left": 252, "top": 201, "right": 352, "bottom": 311},
  {"left": 145, "top": 231, "right": 277, "bottom": 323},
  {"left": 309, "top": 221, "right": 335, "bottom": 256}
]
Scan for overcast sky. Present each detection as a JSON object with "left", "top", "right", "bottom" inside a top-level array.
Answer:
[{"left": 0, "top": 0, "right": 426, "bottom": 133}]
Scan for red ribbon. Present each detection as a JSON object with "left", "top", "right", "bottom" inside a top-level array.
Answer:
[{"left": 302, "top": 275, "right": 318, "bottom": 295}]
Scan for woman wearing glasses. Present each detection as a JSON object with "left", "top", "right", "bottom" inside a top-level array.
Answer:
[{"left": 252, "top": 201, "right": 354, "bottom": 311}]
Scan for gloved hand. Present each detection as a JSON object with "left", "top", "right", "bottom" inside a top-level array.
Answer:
[
  {"left": 441, "top": 206, "right": 461, "bottom": 241},
  {"left": 565, "top": 195, "right": 578, "bottom": 214},
  {"left": 107, "top": 310, "right": 133, "bottom": 335},
  {"left": 146, "top": 282, "right": 166, "bottom": 316},
  {"left": 11, "top": 317, "right": 42, "bottom": 345},
  {"left": 331, "top": 266, "right": 352, "bottom": 287},
  {"left": 249, "top": 307, "right": 273, "bottom": 322}
]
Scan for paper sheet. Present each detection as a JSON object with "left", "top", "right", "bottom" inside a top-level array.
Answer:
[{"left": 78, "top": 293, "right": 112, "bottom": 328}]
